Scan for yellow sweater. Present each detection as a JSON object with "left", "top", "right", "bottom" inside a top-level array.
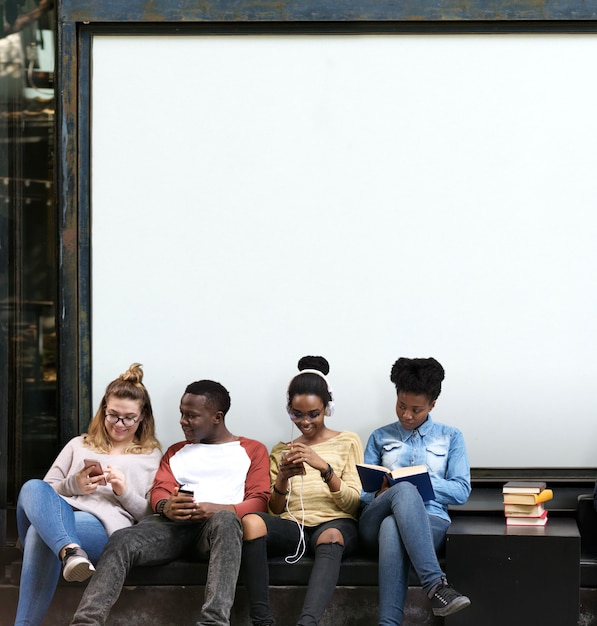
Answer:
[{"left": 269, "top": 431, "right": 363, "bottom": 526}]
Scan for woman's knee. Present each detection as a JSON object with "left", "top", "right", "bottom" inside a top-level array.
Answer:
[
  {"left": 388, "top": 483, "right": 426, "bottom": 523},
  {"left": 241, "top": 513, "right": 267, "bottom": 540},
  {"left": 17, "top": 479, "right": 48, "bottom": 504},
  {"left": 316, "top": 528, "right": 345, "bottom": 546},
  {"left": 389, "top": 481, "right": 417, "bottom": 500}
]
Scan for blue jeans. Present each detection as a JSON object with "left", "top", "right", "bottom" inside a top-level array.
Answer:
[
  {"left": 15, "top": 479, "right": 108, "bottom": 626},
  {"left": 70, "top": 510, "right": 243, "bottom": 626},
  {"left": 359, "top": 482, "right": 449, "bottom": 626}
]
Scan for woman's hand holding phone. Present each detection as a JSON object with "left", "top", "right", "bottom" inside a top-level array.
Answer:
[
  {"left": 279, "top": 449, "right": 306, "bottom": 479},
  {"left": 77, "top": 459, "right": 107, "bottom": 494},
  {"left": 80, "top": 460, "right": 127, "bottom": 496}
]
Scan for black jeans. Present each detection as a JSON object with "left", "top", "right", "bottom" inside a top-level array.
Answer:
[{"left": 241, "top": 514, "right": 358, "bottom": 625}]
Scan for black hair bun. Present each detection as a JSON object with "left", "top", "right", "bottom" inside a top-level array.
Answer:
[
  {"left": 390, "top": 357, "right": 444, "bottom": 386},
  {"left": 297, "top": 355, "right": 330, "bottom": 376}
]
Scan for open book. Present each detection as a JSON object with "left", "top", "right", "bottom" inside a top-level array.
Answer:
[{"left": 356, "top": 463, "right": 435, "bottom": 501}]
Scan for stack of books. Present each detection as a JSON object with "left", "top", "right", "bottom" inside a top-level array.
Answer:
[{"left": 502, "top": 480, "right": 553, "bottom": 526}]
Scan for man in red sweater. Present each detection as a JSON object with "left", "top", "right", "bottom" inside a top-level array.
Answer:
[{"left": 71, "top": 380, "right": 270, "bottom": 626}]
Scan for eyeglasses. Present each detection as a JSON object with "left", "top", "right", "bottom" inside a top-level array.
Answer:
[
  {"left": 289, "top": 409, "right": 323, "bottom": 421},
  {"left": 105, "top": 412, "right": 139, "bottom": 428}
]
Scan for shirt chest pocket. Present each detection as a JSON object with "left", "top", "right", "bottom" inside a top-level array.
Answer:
[
  {"left": 381, "top": 441, "right": 408, "bottom": 468},
  {"left": 426, "top": 443, "right": 449, "bottom": 475}
]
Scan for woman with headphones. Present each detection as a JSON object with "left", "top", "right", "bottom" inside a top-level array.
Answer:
[{"left": 241, "top": 355, "right": 364, "bottom": 626}]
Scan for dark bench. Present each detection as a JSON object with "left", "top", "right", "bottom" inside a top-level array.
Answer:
[
  {"left": 6, "top": 482, "right": 595, "bottom": 589},
  {"left": 113, "top": 487, "right": 595, "bottom": 626},
  {"left": 3, "top": 477, "right": 597, "bottom": 626},
  {"left": 124, "top": 553, "right": 381, "bottom": 587},
  {"left": 125, "top": 490, "right": 596, "bottom": 589}
]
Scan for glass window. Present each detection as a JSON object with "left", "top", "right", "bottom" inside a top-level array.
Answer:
[{"left": 0, "top": 6, "right": 58, "bottom": 543}]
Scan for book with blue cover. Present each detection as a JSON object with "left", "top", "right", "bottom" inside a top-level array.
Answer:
[{"left": 356, "top": 463, "right": 435, "bottom": 501}]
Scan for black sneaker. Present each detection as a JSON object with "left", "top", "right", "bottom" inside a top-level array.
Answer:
[
  {"left": 62, "top": 546, "right": 95, "bottom": 582},
  {"left": 429, "top": 578, "right": 471, "bottom": 617}
]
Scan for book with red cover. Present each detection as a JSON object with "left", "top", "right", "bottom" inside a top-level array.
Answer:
[{"left": 505, "top": 510, "right": 548, "bottom": 526}]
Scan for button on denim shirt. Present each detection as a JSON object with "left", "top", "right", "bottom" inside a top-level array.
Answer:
[{"left": 360, "top": 414, "right": 471, "bottom": 522}]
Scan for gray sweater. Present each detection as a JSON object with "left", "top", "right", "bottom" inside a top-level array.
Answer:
[{"left": 44, "top": 436, "right": 162, "bottom": 535}]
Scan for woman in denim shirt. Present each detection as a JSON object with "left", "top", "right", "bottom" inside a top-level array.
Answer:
[{"left": 359, "top": 357, "right": 471, "bottom": 625}]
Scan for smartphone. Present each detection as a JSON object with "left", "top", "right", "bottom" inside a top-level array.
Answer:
[
  {"left": 178, "top": 485, "right": 194, "bottom": 496},
  {"left": 84, "top": 459, "right": 107, "bottom": 485},
  {"left": 280, "top": 450, "right": 306, "bottom": 475}
]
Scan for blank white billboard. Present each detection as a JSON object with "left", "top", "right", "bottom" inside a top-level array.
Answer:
[{"left": 91, "top": 34, "right": 597, "bottom": 467}]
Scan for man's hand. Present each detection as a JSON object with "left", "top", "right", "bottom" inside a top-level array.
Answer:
[
  {"left": 161, "top": 489, "right": 235, "bottom": 522},
  {"left": 188, "top": 502, "right": 233, "bottom": 522},
  {"left": 163, "top": 488, "right": 196, "bottom": 521}
]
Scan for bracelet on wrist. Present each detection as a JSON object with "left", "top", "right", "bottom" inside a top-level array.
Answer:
[
  {"left": 321, "top": 464, "right": 334, "bottom": 484},
  {"left": 156, "top": 499, "right": 168, "bottom": 516},
  {"left": 273, "top": 484, "right": 289, "bottom": 496}
]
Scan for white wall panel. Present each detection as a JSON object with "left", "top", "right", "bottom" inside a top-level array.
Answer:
[{"left": 91, "top": 34, "right": 597, "bottom": 466}]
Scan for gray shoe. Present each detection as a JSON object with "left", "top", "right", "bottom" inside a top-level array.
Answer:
[
  {"left": 62, "top": 546, "right": 95, "bottom": 582},
  {"left": 430, "top": 578, "right": 471, "bottom": 617}
]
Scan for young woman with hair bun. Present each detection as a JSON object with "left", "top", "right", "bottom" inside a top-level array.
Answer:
[
  {"left": 241, "top": 355, "right": 364, "bottom": 626},
  {"left": 14, "top": 363, "right": 162, "bottom": 626}
]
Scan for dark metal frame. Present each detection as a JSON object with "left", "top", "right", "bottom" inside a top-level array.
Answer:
[{"left": 55, "top": 0, "right": 597, "bottom": 477}]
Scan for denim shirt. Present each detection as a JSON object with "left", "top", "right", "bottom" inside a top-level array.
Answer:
[{"left": 360, "top": 414, "right": 471, "bottom": 522}]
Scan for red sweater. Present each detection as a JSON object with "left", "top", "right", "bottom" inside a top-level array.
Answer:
[{"left": 151, "top": 437, "right": 270, "bottom": 519}]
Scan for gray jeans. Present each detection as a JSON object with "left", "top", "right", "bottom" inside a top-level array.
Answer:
[{"left": 70, "top": 510, "right": 242, "bottom": 626}]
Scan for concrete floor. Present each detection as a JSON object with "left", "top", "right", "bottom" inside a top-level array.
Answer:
[
  {"left": 2, "top": 583, "right": 597, "bottom": 625},
  {"left": 0, "top": 584, "right": 440, "bottom": 626}
]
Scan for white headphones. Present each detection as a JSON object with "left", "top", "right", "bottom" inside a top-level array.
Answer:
[{"left": 287, "top": 368, "right": 335, "bottom": 417}]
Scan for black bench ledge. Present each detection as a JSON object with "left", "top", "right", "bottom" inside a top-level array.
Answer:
[
  {"left": 5, "top": 551, "right": 420, "bottom": 588},
  {"left": 460, "top": 467, "right": 597, "bottom": 515},
  {"left": 122, "top": 554, "right": 386, "bottom": 588}
]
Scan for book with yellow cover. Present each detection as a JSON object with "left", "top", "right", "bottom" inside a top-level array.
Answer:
[
  {"left": 356, "top": 463, "right": 435, "bottom": 501},
  {"left": 502, "top": 489, "right": 553, "bottom": 505}
]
